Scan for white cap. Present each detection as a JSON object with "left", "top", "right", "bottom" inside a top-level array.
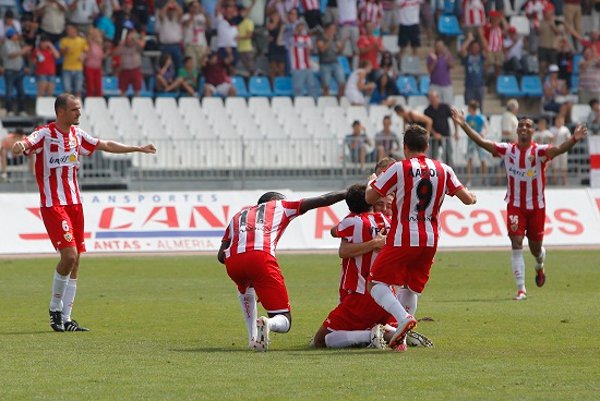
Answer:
[{"left": 548, "top": 64, "right": 559, "bottom": 73}]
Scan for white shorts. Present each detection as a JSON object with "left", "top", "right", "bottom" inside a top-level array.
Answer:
[
  {"left": 344, "top": 89, "right": 365, "bottom": 105},
  {"left": 207, "top": 82, "right": 232, "bottom": 97}
]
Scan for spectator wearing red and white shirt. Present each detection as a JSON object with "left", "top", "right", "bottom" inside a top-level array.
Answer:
[
  {"left": 11, "top": 94, "right": 156, "bottom": 333},
  {"left": 218, "top": 189, "right": 347, "bottom": 351},
  {"left": 365, "top": 124, "right": 477, "bottom": 351},
  {"left": 479, "top": 10, "right": 505, "bottom": 76},
  {"left": 359, "top": 0, "right": 383, "bottom": 33},
  {"left": 297, "top": 0, "right": 322, "bottom": 29},
  {"left": 462, "top": 0, "right": 485, "bottom": 30},
  {"left": 288, "top": 20, "right": 319, "bottom": 98},
  {"left": 452, "top": 108, "right": 587, "bottom": 301}
]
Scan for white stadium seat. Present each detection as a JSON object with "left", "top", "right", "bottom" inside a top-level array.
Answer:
[
  {"left": 317, "top": 96, "right": 339, "bottom": 109},
  {"left": 509, "top": 15, "right": 530, "bottom": 36},
  {"left": 571, "top": 104, "right": 591, "bottom": 124}
]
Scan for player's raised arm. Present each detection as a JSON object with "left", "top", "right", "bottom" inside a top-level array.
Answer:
[
  {"left": 96, "top": 140, "right": 157, "bottom": 154},
  {"left": 451, "top": 107, "right": 496, "bottom": 155},
  {"left": 546, "top": 123, "right": 587, "bottom": 159},
  {"left": 299, "top": 190, "right": 347, "bottom": 214}
]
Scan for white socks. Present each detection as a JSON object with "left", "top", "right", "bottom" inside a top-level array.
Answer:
[
  {"left": 370, "top": 283, "right": 409, "bottom": 322},
  {"left": 238, "top": 288, "right": 258, "bottom": 343},
  {"left": 325, "top": 330, "right": 370, "bottom": 348},
  {"left": 396, "top": 287, "right": 418, "bottom": 317},
  {"left": 267, "top": 314, "right": 290, "bottom": 333},
  {"left": 62, "top": 279, "right": 77, "bottom": 323},
  {"left": 49, "top": 271, "right": 69, "bottom": 312},
  {"left": 512, "top": 249, "right": 526, "bottom": 292}
]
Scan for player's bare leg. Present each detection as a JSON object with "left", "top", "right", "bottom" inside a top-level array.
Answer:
[
  {"left": 529, "top": 240, "right": 546, "bottom": 287},
  {"left": 510, "top": 235, "right": 527, "bottom": 300},
  {"left": 49, "top": 247, "right": 79, "bottom": 332}
]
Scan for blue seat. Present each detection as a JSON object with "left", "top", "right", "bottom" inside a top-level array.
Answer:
[
  {"left": 521, "top": 75, "right": 543, "bottom": 97},
  {"left": 147, "top": 16, "right": 156, "bottom": 35},
  {"left": 54, "top": 76, "right": 64, "bottom": 96},
  {"left": 155, "top": 90, "right": 179, "bottom": 98},
  {"left": 496, "top": 75, "right": 522, "bottom": 97},
  {"left": 124, "top": 78, "right": 154, "bottom": 97},
  {"left": 437, "top": 15, "right": 462, "bottom": 36},
  {"left": 273, "top": 76, "right": 293, "bottom": 96},
  {"left": 102, "top": 76, "right": 120, "bottom": 97},
  {"left": 23, "top": 76, "right": 38, "bottom": 97},
  {"left": 0, "top": 76, "right": 6, "bottom": 96},
  {"left": 572, "top": 54, "right": 582, "bottom": 75},
  {"left": 570, "top": 74, "right": 579, "bottom": 94},
  {"left": 419, "top": 75, "right": 430, "bottom": 95},
  {"left": 231, "top": 76, "right": 250, "bottom": 97},
  {"left": 249, "top": 76, "right": 273, "bottom": 97},
  {"left": 338, "top": 56, "right": 351, "bottom": 77},
  {"left": 198, "top": 77, "right": 205, "bottom": 97},
  {"left": 396, "top": 76, "right": 419, "bottom": 96},
  {"left": 442, "top": 0, "right": 457, "bottom": 14}
]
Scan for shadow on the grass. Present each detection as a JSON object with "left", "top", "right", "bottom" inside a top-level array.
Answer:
[
  {"left": 434, "top": 298, "right": 512, "bottom": 303},
  {"left": 0, "top": 331, "right": 54, "bottom": 336},
  {"left": 170, "top": 346, "right": 399, "bottom": 355}
]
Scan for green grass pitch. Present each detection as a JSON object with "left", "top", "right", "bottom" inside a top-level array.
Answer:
[{"left": 1, "top": 250, "right": 599, "bottom": 401}]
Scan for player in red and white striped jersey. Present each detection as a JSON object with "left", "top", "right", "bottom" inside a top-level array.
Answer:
[
  {"left": 217, "top": 189, "right": 347, "bottom": 351},
  {"left": 12, "top": 94, "right": 156, "bottom": 332},
  {"left": 365, "top": 124, "right": 477, "bottom": 351},
  {"left": 452, "top": 108, "right": 588, "bottom": 300}
]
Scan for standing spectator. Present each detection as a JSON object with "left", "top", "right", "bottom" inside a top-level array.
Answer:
[
  {"left": 543, "top": 64, "right": 572, "bottom": 118},
  {"left": 424, "top": 90, "right": 457, "bottom": 167},
  {"left": 578, "top": 47, "right": 600, "bottom": 104},
  {"left": 113, "top": 0, "right": 142, "bottom": 46},
  {"left": 524, "top": 0, "right": 548, "bottom": 53},
  {"left": 427, "top": 39, "right": 454, "bottom": 105},
  {"left": 464, "top": 100, "right": 488, "bottom": 187},
  {"left": 237, "top": 2, "right": 256, "bottom": 75},
  {"left": 215, "top": 0, "right": 239, "bottom": 67},
  {"left": 289, "top": 20, "right": 319, "bottom": 98},
  {"left": 157, "top": 0, "right": 184, "bottom": 71},
  {"left": 266, "top": 0, "right": 297, "bottom": 22},
  {"left": 357, "top": 21, "right": 384, "bottom": 72},
  {"left": 316, "top": 22, "right": 345, "bottom": 97},
  {"left": 182, "top": 0, "right": 210, "bottom": 71},
  {"left": 462, "top": 0, "right": 486, "bottom": 36},
  {"left": 395, "top": 0, "right": 421, "bottom": 57},
  {"left": 2, "top": 29, "right": 31, "bottom": 116},
  {"left": 60, "top": 24, "right": 88, "bottom": 98},
  {"left": 563, "top": 0, "right": 581, "bottom": 45},
  {"left": 533, "top": 118, "right": 554, "bottom": 145},
  {"left": 114, "top": 29, "right": 145, "bottom": 96},
  {"left": 300, "top": 0, "right": 323, "bottom": 31},
  {"left": 178, "top": 55, "right": 200, "bottom": 96},
  {"left": 537, "top": 4, "right": 560, "bottom": 75},
  {"left": 32, "top": 34, "right": 60, "bottom": 96},
  {"left": 337, "top": 0, "right": 359, "bottom": 63},
  {"left": 550, "top": 115, "right": 571, "bottom": 185},
  {"left": 555, "top": 35, "right": 574, "bottom": 89},
  {"left": 345, "top": 120, "right": 374, "bottom": 170},
  {"left": 20, "top": 14, "right": 39, "bottom": 50},
  {"left": 202, "top": 51, "right": 237, "bottom": 97},
  {"left": 503, "top": 27, "right": 524, "bottom": 75},
  {"left": 359, "top": 0, "right": 383, "bottom": 34},
  {"left": 344, "top": 59, "right": 375, "bottom": 105},
  {"left": 380, "top": 0, "right": 396, "bottom": 34},
  {"left": 588, "top": 99, "right": 600, "bottom": 135},
  {"left": 84, "top": 28, "right": 104, "bottom": 97},
  {"left": 501, "top": 98, "right": 519, "bottom": 143},
  {"left": 479, "top": 10, "right": 505, "bottom": 79},
  {"left": 375, "top": 115, "right": 401, "bottom": 160},
  {"left": 35, "top": 0, "right": 68, "bottom": 44},
  {"left": 460, "top": 32, "right": 486, "bottom": 111},
  {"left": 0, "top": 9, "right": 22, "bottom": 39},
  {"left": 266, "top": 11, "right": 286, "bottom": 81},
  {"left": 67, "top": 0, "right": 100, "bottom": 33}
]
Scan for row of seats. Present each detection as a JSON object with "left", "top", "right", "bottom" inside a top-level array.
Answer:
[{"left": 497, "top": 74, "right": 582, "bottom": 98}]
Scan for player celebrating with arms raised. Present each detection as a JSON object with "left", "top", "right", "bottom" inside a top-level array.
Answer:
[
  {"left": 365, "top": 124, "right": 477, "bottom": 351},
  {"left": 451, "top": 108, "right": 587, "bottom": 300},
  {"left": 12, "top": 94, "right": 157, "bottom": 332},
  {"left": 217, "top": 189, "right": 347, "bottom": 352}
]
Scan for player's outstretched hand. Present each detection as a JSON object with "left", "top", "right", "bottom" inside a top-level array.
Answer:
[
  {"left": 450, "top": 107, "right": 465, "bottom": 126},
  {"left": 573, "top": 124, "right": 588, "bottom": 141},
  {"left": 140, "top": 144, "right": 157, "bottom": 154}
]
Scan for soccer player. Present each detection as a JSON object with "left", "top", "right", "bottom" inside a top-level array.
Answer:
[
  {"left": 365, "top": 124, "right": 477, "bottom": 351},
  {"left": 451, "top": 107, "right": 588, "bottom": 300},
  {"left": 217, "top": 189, "right": 347, "bottom": 351},
  {"left": 11, "top": 94, "right": 157, "bottom": 332}
]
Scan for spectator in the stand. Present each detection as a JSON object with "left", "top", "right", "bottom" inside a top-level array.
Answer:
[
  {"left": 427, "top": 39, "right": 454, "bottom": 105},
  {"left": 395, "top": 0, "right": 421, "bottom": 57},
  {"left": 1, "top": 29, "right": 31, "bottom": 116},
  {"left": 533, "top": 117, "right": 554, "bottom": 145},
  {"left": 555, "top": 35, "right": 574, "bottom": 89},
  {"left": 282, "top": 8, "right": 299, "bottom": 50},
  {"left": 84, "top": 28, "right": 105, "bottom": 97},
  {"left": 358, "top": 0, "right": 383, "bottom": 34},
  {"left": 394, "top": 104, "right": 433, "bottom": 132},
  {"left": 266, "top": 0, "right": 297, "bottom": 23},
  {"left": 563, "top": 0, "right": 581, "bottom": 44},
  {"left": 464, "top": 99, "right": 488, "bottom": 187},
  {"left": 158, "top": 0, "right": 184, "bottom": 71},
  {"left": 182, "top": 0, "right": 210, "bottom": 71},
  {"left": 266, "top": 11, "right": 286, "bottom": 81},
  {"left": 480, "top": 10, "right": 505, "bottom": 79},
  {"left": 60, "top": 24, "right": 88, "bottom": 98},
  {"left": 156, "top": 52, "right": 183, "bottom": 93},
  {"left": 380, "top": 0, "right": 396, "bottom": 34},
  {"left": 379, "top": 50, "right": 397, "bottom": 78},
  {"left": 369, "top": 69, "right": 398, "bottom": 105},
  {"left": 203, "top": 51, "right": 237, "bottom": 97},
  {"left": 543, "top": 64, "right": 572, "bottom": 118},
  {"left": 550, "top": 115, "right": 571, "bottom": 185},
  {"left": 114, "top": 28, "right": 145, "bottom": 96},
  {"left": 537, "top": 4, "right": 560, "bottom": 75},
  {"left": 130, "top": 0, "right": 150, "bottom": 27},
  {"left": 483, "top": 0, "right": 504, "bottom": 13},
  {"left": 587, "top": 99, "right": 600, "bottom": 135},
  {"left": 300, "top": 0, "right": 323, "bottom": 31},
  {"left": 503, "top": 27, "right": 524, "bottom": 75},
  {"left": 67, "top": 0, "right": 100, "bottom": 33},
  {"left": 344, "top": 59, "right": 375, "bottom": 105},
  {"left": 317, "top": 22, "right": 345, "bottom": 97},
  {"left": 337, "top": 0, "right": 359, "bottom": 62},
  {"left": 424, "top": 90, "right": 457, "bottom": 167},
  {"left": 237, "top": 2, "right": 257, "bottom": 75},
  {"left": 289, "top": 19, "right": 319, "bottom": 98},
  {"left": 178, "top": 55, "right": 200, "bottom": 96},
  {"left": 501, "top": 98, "right": 518, "bottom": 143},
  {"left": 375, "top": 115, "right": 401, "bottom": 160},
  {"left": 462, "top": 0, "right": 486, "bottom": 36},
  {"left": 357, "top": 21, "right": 384, "bottom": 74},
  {"left": 20, "top": 14, "right": 39, "bottom": 50},
  {"left": 578, "top": 47, "right": 600, "bottom": 104},
  {"left": 32, "top": 34, "right": 59, "bottom": 96},
  {"left": 524, "top": 0, "right": 547, "bottom": 52},
  {"left": 99, "top": 0, "right": 120, "bottom": 18},
  {"left": 113, "top": 0, "right": 142, "bottom": 45},
  {"left": 460, "top": 32, "right": 486, "bottom": 110},
  {"left": 35, "top": 0, "right": 68, "bottom": 44},
  {"left": 0, "top": 9, "right": 22, "bottom": 39},
  {"left": 344, "top": 120, "right": 374, "bottom": 170},
  {"left": 216, "top": 0, "right": 239, "bottom": 67}
]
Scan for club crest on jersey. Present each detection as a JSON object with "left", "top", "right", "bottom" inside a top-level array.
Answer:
[
  {"left": 64, "top": 233, "right": 73, "bottom": 242},
  {"left": 69, "top": 154, "right": 77, "bottom": 162},
  {"left": 510, "top": 224, "right": 518, "bottom": 232}
]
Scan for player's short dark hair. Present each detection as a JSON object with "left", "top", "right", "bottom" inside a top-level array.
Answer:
[
  {"left": 257, "top": 192, "right": 285, "bottom": 204},
  {"left": 375, "top": 157, "right": 396, "bottom": 175},
  {"left": 382, "top": 115, "right": 391, "bottom": 122},
  {"left": 54, "top": 93, "right": 77, "bottom": 114},
  {"left": 403, "top": 124, "right": 429, "bottom": 153},
  {"left": 394, "top": 105, "right": 404, "bottom": 113},
  {"left": 345, "top": 184, "right": 371, "bottom": 214},
  {"left": 590, "top": 98, "right": 599, "bottom": 108},
  {"left": 468, "top": 100, "right": 479, "bottom": 110},
  {"left": 351, "top": 120, "right": 361, "bottom": 127}
]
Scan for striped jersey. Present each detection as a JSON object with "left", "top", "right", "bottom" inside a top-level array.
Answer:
[
  {"left": 222, "top": 199, "right": 303, "bottom": 258},
  {"left": 359, "top": 0, "right": 383, "bottom": 27},
  {"left": 370, "top": 156, "right": 463, "bottom": 247},
  {"left": 462, "top": 0, "right": 485, "bottom": 27},
  {"left": 299, "top": 0, "right": 320, "bottom": 11},
  {"left": 23, "top": 122, "right": 99, "bottom": 207},
  {"left": 290, "top": 34, "right": 312, "bottom": 70},
  {"left": 494, "top": 142, "right": 552, "bottom": 210},
  {"left": 335, "top": 212, "right": 390, "bottom": 295},
  {"left": 484, "top": 24, "right": 504, "bottom": 52}
]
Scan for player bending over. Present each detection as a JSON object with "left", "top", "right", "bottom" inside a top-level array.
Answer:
[{"left": 217, "top": 189, "right": 347, "bottom": 351}]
